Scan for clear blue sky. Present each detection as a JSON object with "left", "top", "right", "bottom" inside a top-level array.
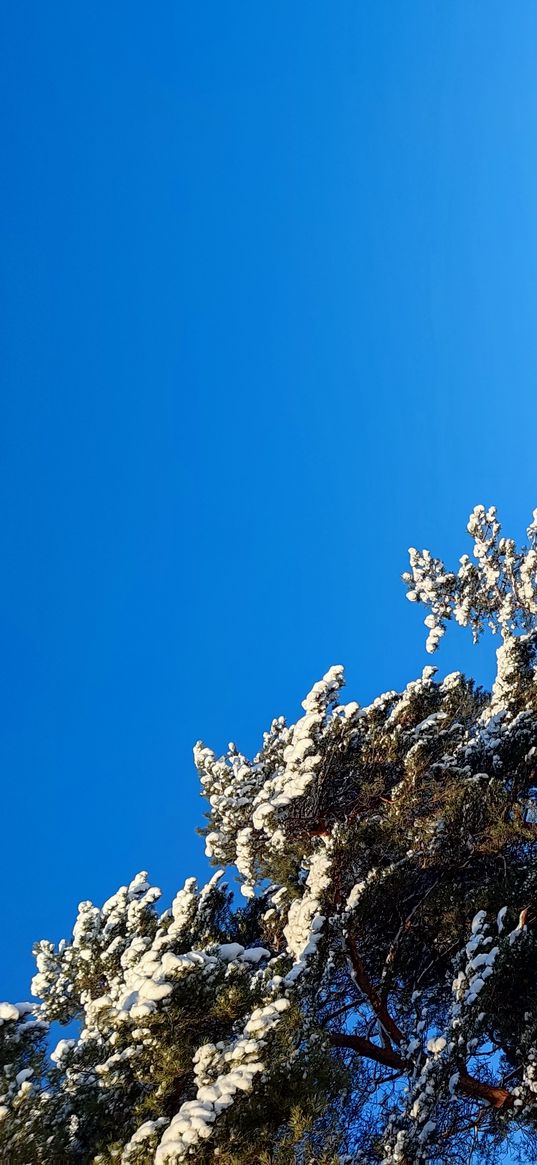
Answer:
[{"left": 1, "top": 2, "right": 537, "bottom": 1002}]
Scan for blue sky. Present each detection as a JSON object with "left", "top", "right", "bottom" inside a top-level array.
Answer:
[{"left": 1, "top": 2, "right": 537, "bottom": 1002}]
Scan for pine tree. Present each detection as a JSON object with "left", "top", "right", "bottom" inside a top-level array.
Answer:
[{"left": 2, "top": 504, "right": 537, "bottom": 1164}]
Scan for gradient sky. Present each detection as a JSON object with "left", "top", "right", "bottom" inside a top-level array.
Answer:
[{"left": 2, "top": 2, "right": 537, "bottom": 1003}]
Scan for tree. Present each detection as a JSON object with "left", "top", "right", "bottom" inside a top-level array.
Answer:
[{"left": 1, "top": 504, "right": 537, "bottom": 1164}]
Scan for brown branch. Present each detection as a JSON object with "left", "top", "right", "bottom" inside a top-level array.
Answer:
[
  {"left": 328, "top": 1031, "right": 405, "bottom": 1071},
  {"left": 457, "top": 1070, "right": 514, "bottom": 1110},
  {"left": 324, "top": 1000, "right": 361, "bottom": 1025},
  {"left": 346, "top": 933, "right": 405, "bottom": 1047},
  {"left": 380, "top": 880, "right": 439, "bottom": 1001},
  {"left": 415, "top": 939, "right": 460, "bottom": 987},
  {"left": 329, "top": 1034, "right": 514, "bottom": 1111}
]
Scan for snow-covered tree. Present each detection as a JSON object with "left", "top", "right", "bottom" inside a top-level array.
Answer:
[{"left": 2, "top": 505, "right": 537, "bottom": 1164}]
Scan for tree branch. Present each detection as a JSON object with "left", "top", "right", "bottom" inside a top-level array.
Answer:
[
  {"left": 329, "top": 1034, "right": 514, "bottom": 1111},
  {"left": 328, "top": 1031, "right": 405, "bottom": 1071},
  {"left": 457, "top": 1070, "right": 514, "bottom": 1110},
  {"left": 346, "top": 933, "right": 405, "bottom": 1047},
  {"left": 380, "top": 880, "right": 439, "bottom": 1001}
]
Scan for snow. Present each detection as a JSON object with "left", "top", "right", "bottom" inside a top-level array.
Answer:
[
  {"left": 155, "top": 999, "right": 291, "bottom": 1162},
  {"left": 195, "top": 666, "right": 344, "bottom": 897},
  {"left": 239, "top": 947, "right": 271, "bottom": 965},
  {"left": 0, "top": 1003, "right": 21, "bottom": 1024},
  {"left": 11, "top": 508, "right": 537, "bottom": 1163},
  {"left": 283, "top": 843, "right": 332, "bottom": 983},
  {"left": 404, "top": 504, "right": 537, "bottom": 656},
  {"left": 471, "top": 910, "right": 486, "bottom": 934},
  {"left": 15, "top": 1068, "right": 33, "bottom": 1085},
  {"left": 50, "top": 1039, "right": 75, "bottom": 1065},
  {"left": 216, "top": 943, "right": 244, "bottom": 962},
  {"left": 426, "top": 1036, "right": 446, "bottom": 1055}
]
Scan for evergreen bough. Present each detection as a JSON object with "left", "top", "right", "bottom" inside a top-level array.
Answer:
[{"left": 2, "top": 505, "right": 537, "bottom": 1164}]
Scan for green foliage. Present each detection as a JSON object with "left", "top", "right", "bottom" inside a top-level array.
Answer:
[{"left": 1, "top": 506, "right": 537, "bottom": 1164}]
